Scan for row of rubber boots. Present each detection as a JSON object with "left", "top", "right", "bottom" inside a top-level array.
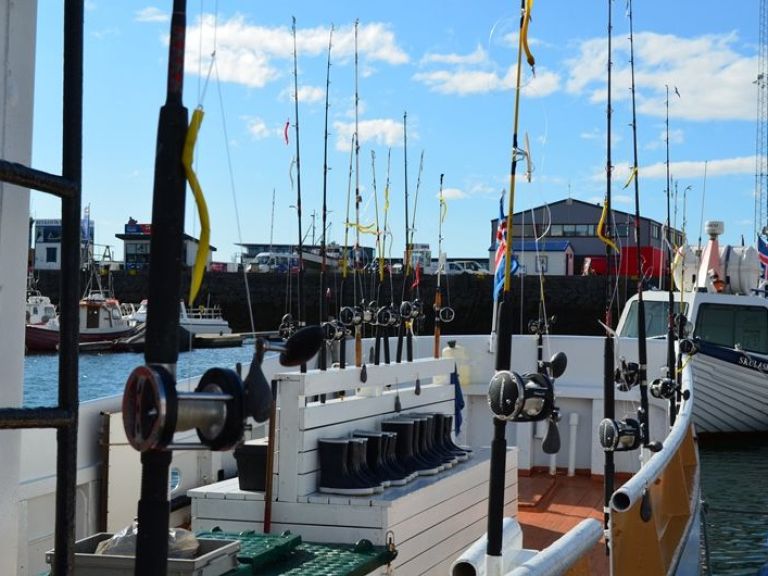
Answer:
[{"left": 317, "top": 412, "right": 471, "bottom": 496}]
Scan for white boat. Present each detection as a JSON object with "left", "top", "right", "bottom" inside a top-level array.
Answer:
[
  {"left": 127, "top": 299, "right": 232, "bottom": 336},
  {"left": 616, "top": 221, "right": 768, "bottom": 435},
  {"left": 25, "top": 289, "right": 56, "bottom": 325}
]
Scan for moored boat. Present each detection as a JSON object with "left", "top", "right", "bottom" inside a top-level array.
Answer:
[
  {"left": 617, "top": 221, "right": 768, "bottom": 435},
  {"left": 25, "top": 290, "right": 136, "bottom": 352},
  {"left": 127, "top": 299, "right": 232, "bottom": 336}
]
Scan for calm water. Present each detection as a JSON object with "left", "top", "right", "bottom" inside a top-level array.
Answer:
[
  {"left": 22, "top": 351, "right": 768, "bottom": 573},
  {"left": 700, "top": 435, "right": 768, "bottom": 575},
  {"left": 24, "top": 345, "right": 259, "bottom": 407}
]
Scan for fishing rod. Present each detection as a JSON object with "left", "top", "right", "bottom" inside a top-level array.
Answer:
[
  {"left": 485, "top": 0, "right": 563, "bottom": 567},
  {"left": 604, "top": 0, "right": 662, "bottom": 479},
  {"left": 396, "top": 111, "right": 410, "bottom": 363},
  {"left": 291, "top": 17, "right": 306, "bottom": 370},
  {"left": 433, "top": 174, "right": 455, "bottom": 358},
  {"left": 371, "top": 150, "right": 386, "bottom": 365},
  {"left": 405, "top": 150, "right": 426, "bottom": 362},
  {"left": 318, "top": 25, "right": 333, "bottom": 371},
  {"left": 338, "top": 133, "right": 357, "bottom": 370},
  {"left": 353, "top": 18, "right": 364, "bottom": 372},
  {"left": 664, "top": 84, "right": 678, "bottom": 424}
]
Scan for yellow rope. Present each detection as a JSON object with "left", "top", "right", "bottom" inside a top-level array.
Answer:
[{"left": 182, "top": 106, "right": 211, "bottom": 306}]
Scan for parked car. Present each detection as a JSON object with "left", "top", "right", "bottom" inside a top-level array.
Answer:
[{"left": 445, "top": 260, "right": 490, "bottom": 275}]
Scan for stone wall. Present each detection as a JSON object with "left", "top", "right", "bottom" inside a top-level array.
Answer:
[{"left": 34, "top": 270, "right": 637, "bottom": 336}]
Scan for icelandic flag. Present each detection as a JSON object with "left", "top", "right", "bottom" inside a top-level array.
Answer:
[
  {"left": 493, "top": 198, "right": 518, "bottom": 300},
  {"left": 451, "top": 364, "right": 465, "bottom": 435},
  {"left": 759, "top": 237, "right": 768, "bottom": 279}
]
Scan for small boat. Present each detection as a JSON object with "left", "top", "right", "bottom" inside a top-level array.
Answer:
[
  {"left": 25, "top": 289, "right": 56, "bottom": 325},
  {"left": 617, "top": 220, "right": 768, "bottom": 435},
  {"left": 25, "top": 290, "right": 137, "bottom": 352},
  {"left": 127, "top": 299, "right": 232, "bottom": 336}
]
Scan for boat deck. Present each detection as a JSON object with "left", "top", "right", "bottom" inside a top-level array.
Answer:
[{"left": 517, "top": 471, "right": 609, "bottom": 575}]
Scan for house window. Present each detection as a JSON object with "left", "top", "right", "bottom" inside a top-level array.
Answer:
[
  {"left": 550, "top": 224, "right": 563, "bottom": 237},
  {"left": 651, "top": 224, "right": 660, "bottom": 239},
  {"left": 46, "top": 247, "right": 57, "bottom": 263}
]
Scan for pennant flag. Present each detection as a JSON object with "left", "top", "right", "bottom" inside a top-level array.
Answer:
[
  {"left": 452, "top": 365, "right": 465, "bottom": 435},
  {"left": 411, "top": 264, "right": 422, "bottom": 290},
  {"left": 493, "top": 197, "right": 517, "bottom": 299},
  {"left": 758, "top": 237, "right": 768, "bottom": 279},
  {"left": 284, "top": 120, "right": 290, "bottom": 145}
]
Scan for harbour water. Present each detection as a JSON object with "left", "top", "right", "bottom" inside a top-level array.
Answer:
[{"left": 23, "top": 350, "right": 768, "bottom": 573}]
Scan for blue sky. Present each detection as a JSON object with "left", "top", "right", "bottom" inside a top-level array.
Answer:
[{"left": 31, "top": 1, "right": 762, "bottom": 262}]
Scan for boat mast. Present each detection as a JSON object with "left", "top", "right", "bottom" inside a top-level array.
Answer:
[{"left": 434, "top": 173, "right": 446, "bottom": 359}]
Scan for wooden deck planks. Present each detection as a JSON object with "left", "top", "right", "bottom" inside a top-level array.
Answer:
[{"left": 517, "top": 472, "right": 609, "bottom": 576}]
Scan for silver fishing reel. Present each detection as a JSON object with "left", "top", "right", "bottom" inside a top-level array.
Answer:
[
  {"left": 363, "top": 300, "right": 377, "bottom": 324},
  {"left": 122, "top": 326, "right": 323, "bottom": 453},
  {"left": 322, "top": 320, "right": 344, "bottom": 341},
  {"left": 278, "top": 313, "right": 296, "bottom": 339},
  {"left": 436, "top": 305, "right": 455, "bottom": 323},
  {"left": 649, "top": 377, "right": 676, "bottom": 400},
  {"left": 339, "top": 305, "right": 363, "bottom": 327}
]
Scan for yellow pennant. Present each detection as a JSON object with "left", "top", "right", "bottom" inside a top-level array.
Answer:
[
  {"left": 623, "top": 166, "right": 638, "bottom": 189},
  {"left": 597, "top": 201, "right": 619, "bottom": 253},
  {"left": 182, "top": 107, "right": 211, "bottom": 306},
  {"left": 521, "top": 0, "right": 536, "bottom": 71}
]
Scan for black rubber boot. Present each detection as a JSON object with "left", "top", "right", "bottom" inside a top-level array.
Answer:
[
  {"left": 381, "top": 431, "right": 416, "bottom": 483},
  {"left": 353, "top": 431, "right": 409, "bottom": 487},
  {"left": 317, "top": 438, "right": 376, "bottom": 495},
  {"left": 347, "top": 437, "right": 384, "bottom": 493},
  {"left": 442, "top": 414, "right": 471, "bottom": 460},
  {"left": 382, "top": 419, "right": 441, "bottom": 476}
]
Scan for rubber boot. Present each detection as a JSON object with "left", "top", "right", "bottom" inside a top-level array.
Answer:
[{"left": 317, "top": 438, "right": 376, "bottom": 495}]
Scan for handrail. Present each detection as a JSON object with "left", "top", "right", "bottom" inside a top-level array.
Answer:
[
  {"left": 610, "top": 359, "right": 694, "bottom": 512},
  {"left": 505, "top": 519, "right": 603, "bottom": 576}
]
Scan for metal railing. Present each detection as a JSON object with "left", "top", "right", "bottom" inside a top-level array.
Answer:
[{"left": 0, "top": 1, "right": 83, "bottom": 574}]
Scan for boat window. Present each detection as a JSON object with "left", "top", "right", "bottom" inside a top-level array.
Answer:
[
  {"left": 695, "top": 303, "right": 768, "bottom": 354},
  {"left": 619, "top": 299, "right": 688, "bottom": 338},
  {"left": 86, "top": 306, "right": 100, "bottom": 329}
]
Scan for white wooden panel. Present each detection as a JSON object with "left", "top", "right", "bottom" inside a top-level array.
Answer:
[{"left": 276, "top": 358, "right": 454, "bottom": 397}]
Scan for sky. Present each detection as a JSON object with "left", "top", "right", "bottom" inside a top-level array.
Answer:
[{"left": 30, "top": 1, "right": 764, "bottom": 263}]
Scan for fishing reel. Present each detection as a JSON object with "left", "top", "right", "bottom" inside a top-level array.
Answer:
[
  {"left": 614, "top": 357, "right": 641, "bottom": 392},
  {"left": 339, "top": 305, "right": 363, "bottom": 327},
  {"left": 649, "top": 377, "right": 676, "bottom": 400},
  {"left": 322, "top": 320, "right": 344, "bottom": 342},
  {"left": 122, "top": 326, "right": 323, "bottom": 453},
  {"left": 528, "top": 315, "right": 556, "bottom": 335},
  {"left": 598, "top": 417, "right": 642, "bottom": 452},
  {"left": 487, "top": 352, "right": 566, "bottom": 424},
  {"left": 400, "top": 299, "right": 423, "bottom": 321},
  {"left": 436, "top": 305, "right": 455, "bottom": 323},
  {"left": 278, "top": 313, "right": 296, "bottom": 340},
  {"left": 673, "top": 314, "right": 692, "bottom": 339},
  {"left": 362, "top": 300, "right": 377, "bottom": 325},
  {"left": 376, "top": 305, "right": 398, "bottom": 327}
]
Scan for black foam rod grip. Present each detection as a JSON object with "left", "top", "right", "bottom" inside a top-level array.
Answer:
[
  {"left": 542, "top": 418, "right": 561, "bottom": 454},
  {"left": 243, "top": 352, "right": 272, "bottom": 423},
  {"left": 280, "top": 325, "right": 324, "bottom": 366}
]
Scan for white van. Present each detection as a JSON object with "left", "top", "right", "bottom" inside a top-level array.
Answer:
[{"left": 246, "top": 252, "right": 299, "bottom": 273}]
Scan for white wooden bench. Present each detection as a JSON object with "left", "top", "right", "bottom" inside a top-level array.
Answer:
[{"left": 190, "top": 357, "right": 518, "bottom": 575}]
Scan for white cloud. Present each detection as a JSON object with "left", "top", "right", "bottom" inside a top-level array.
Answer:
[
  {"left": 641, "top": 155, "right": 755, "bottom": 179},
  {"left": 420, "top": 45, "right": 488, "bottom": 66},
  {"left": 184, "top": 16, "right": 408, "bottom": 89},
  {"left": 333, "top": 118, "right": 405, "bottom": 151},
  {"left": 440, "top": 188, "right": 467, "bottom": 200},
  {"left": 413, "top": 65, "right": 559, "bottom": 97},
  {"left": 244, "top": 116, "right": 279, "bottom": 140},
  {"left": 135, "top": 7, "right": 168, "bottom": 23},
  {"left": 279, "top": 85, "right": 326, "bottom": 104},
  {"left": 566, "top": 31, "right": 757, "bottom": 121}
]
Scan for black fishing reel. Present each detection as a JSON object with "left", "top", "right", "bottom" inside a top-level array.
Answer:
[
  {"left": 674, "top": 314, "right": 692, "bottom": 339},
  {"left": 649, "top": 377, "right": 676, "bottom": 400},
  {"left": 278, "top": 313, "right": 296, "bottom": 340},
  {"left": 376, "top": 305, "right": 397, "bottom": 327},
  {"left": 322, "top": 320, "right": 344, "bottom": 341},
  {"left": 614, "top": 357, "right": 641, "bottom": 392},
  {"left": 598, "top": 417, "right": 641, "bottom": 452},
  {"left": 122, "top": 326, "right": 324, "bottom": 452},
  {"left": 487, "top": 352, "right": 566, "bottom": 423}
]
